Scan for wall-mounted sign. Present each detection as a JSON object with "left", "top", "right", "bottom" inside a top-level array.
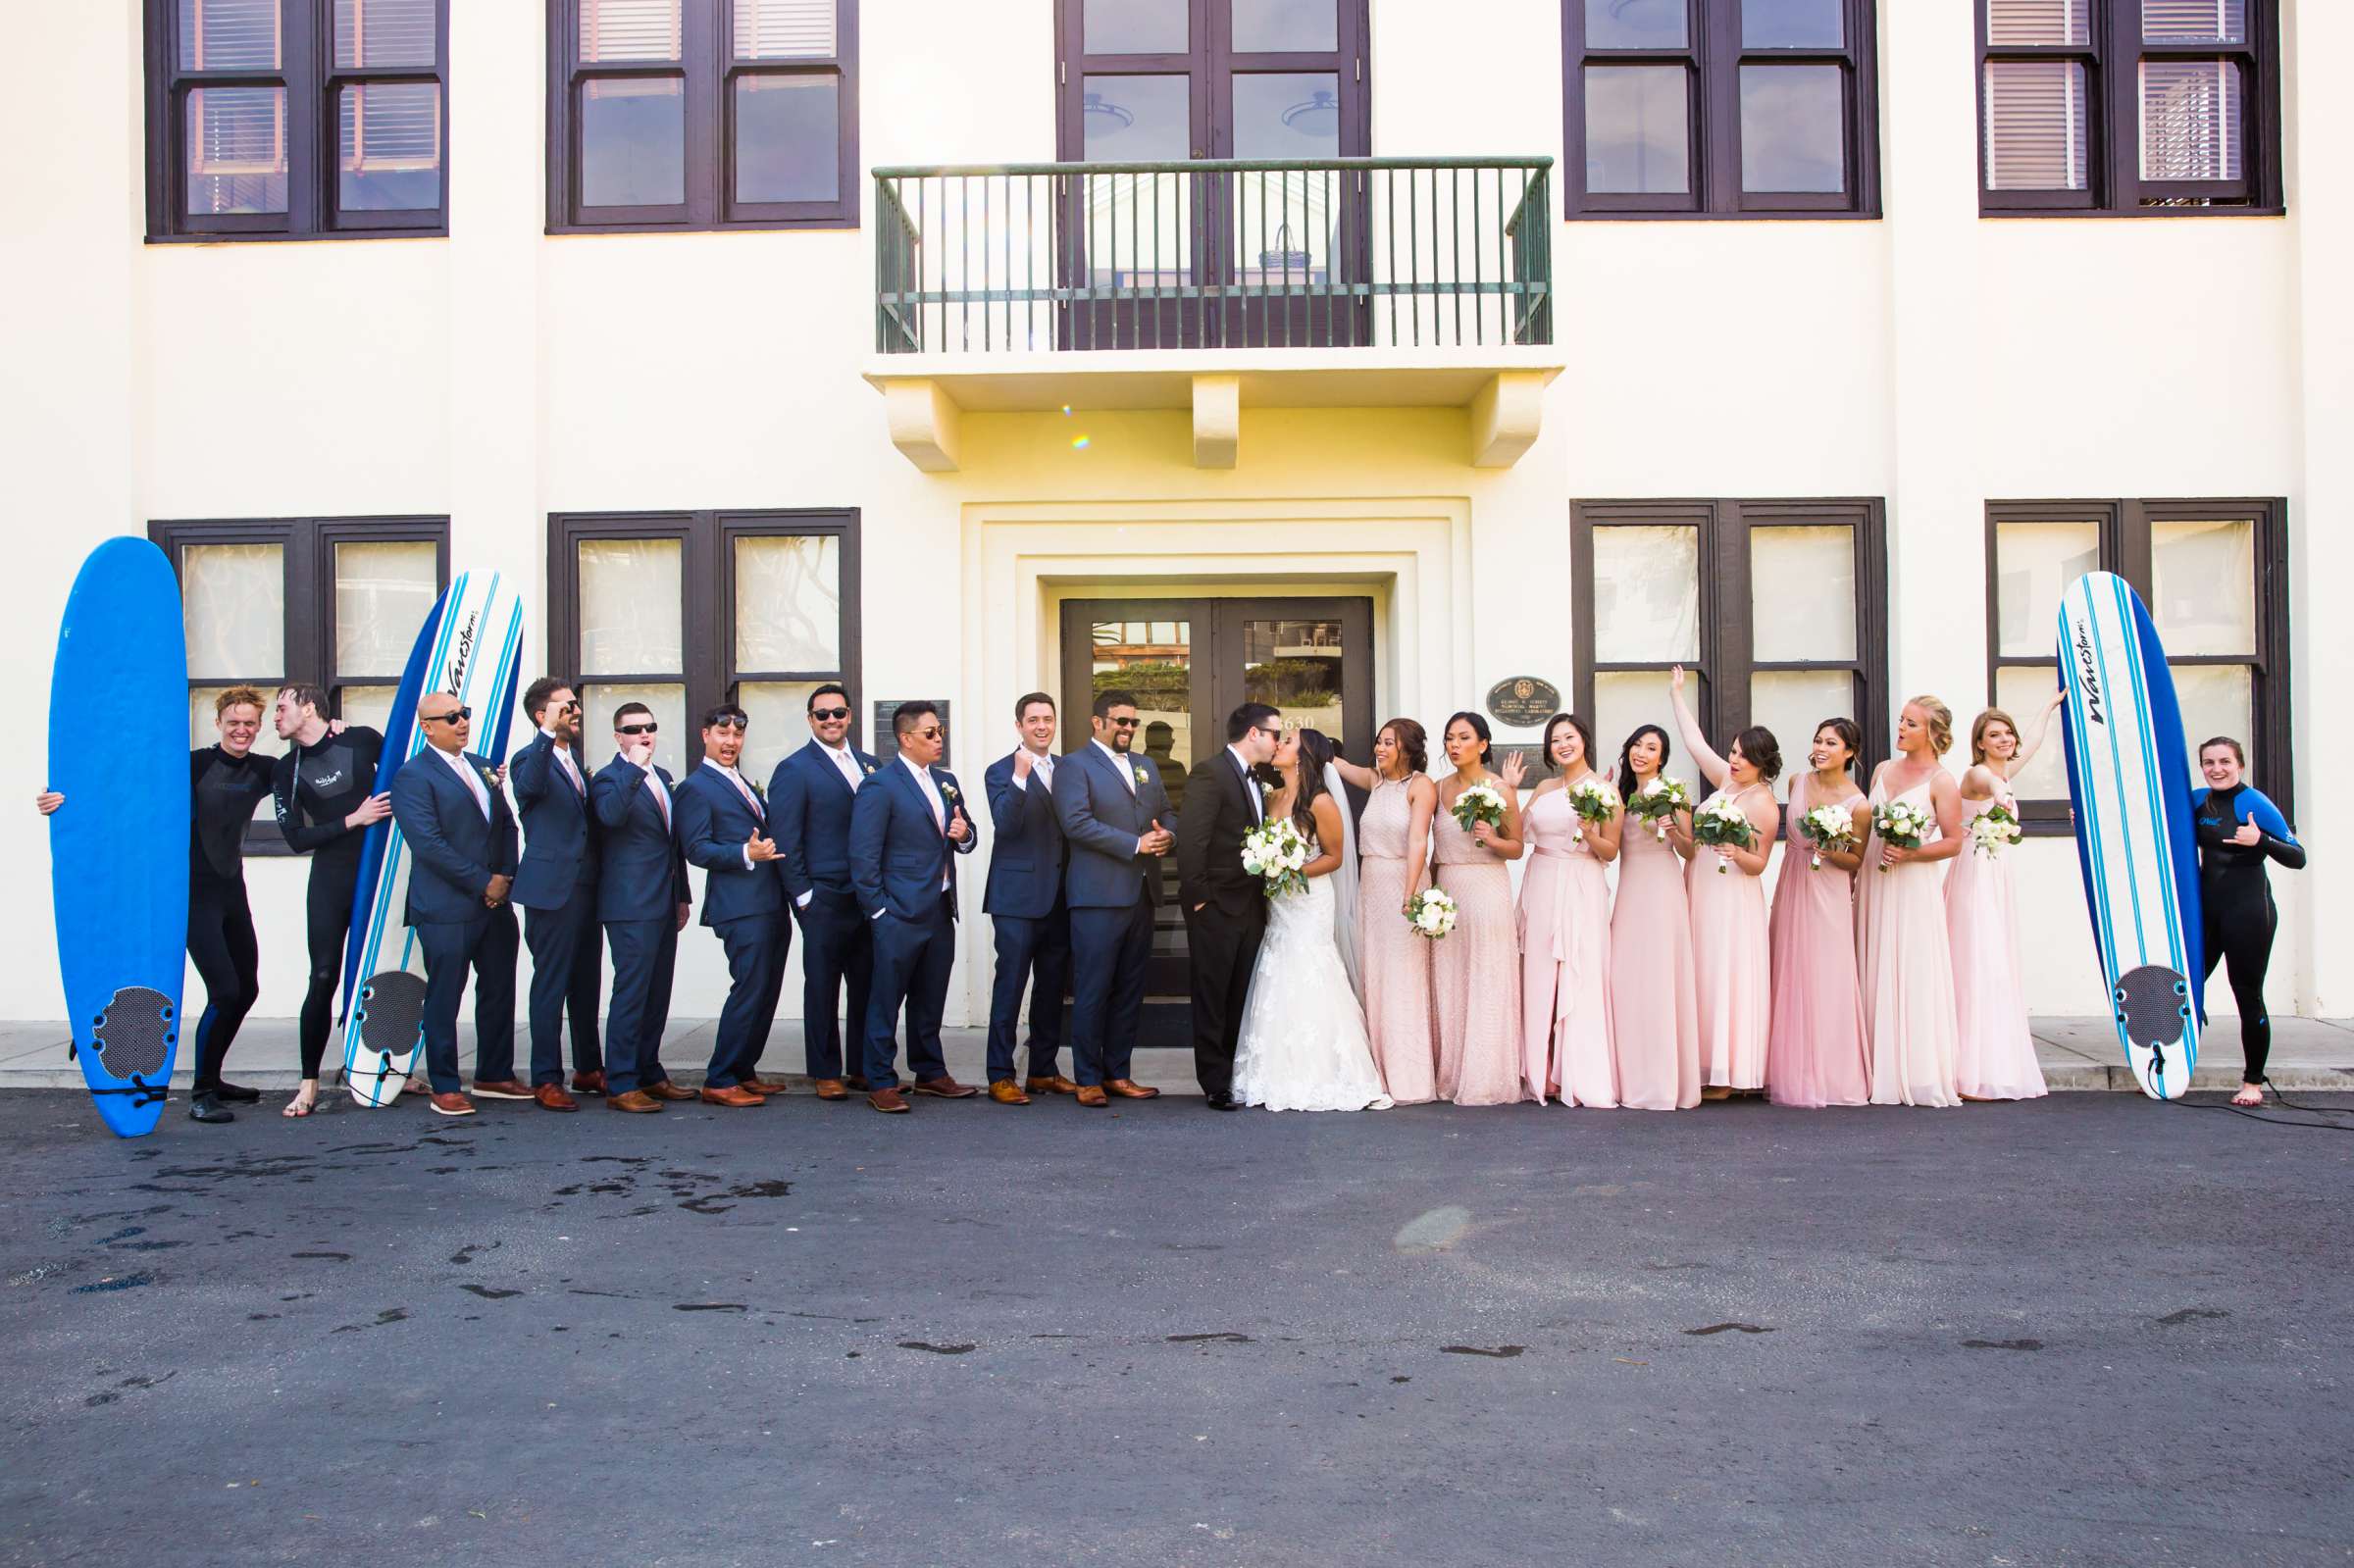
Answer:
[{"left": 1486, "top": 677, "right": 1561, "bottom": 730}]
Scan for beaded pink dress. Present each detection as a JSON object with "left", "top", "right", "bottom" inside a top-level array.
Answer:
[
  {"left": 1516, "top": 787, "right": 1617, "bottom": 1107},
  {"left": 1766, "top": 772, "right": 1870, "bottom": 1108},
  {"left": 1356, "top": 776, "right": 1438, "bottom": 1104},
  {"left": 1431, "top": 787, "right": 1530, "bottom": 1106},
  {"left": 1946, "top": 797, "right": 2047, "bottom": 1100},
  {"left": 1609, "top": 786, "right": 1701, "bottom": 1111},
  {"left": 1687, "top": 783, "right": 1773, "bottom": 1092},
  {"left": 1857, "top": 773, "right": 1961, "bottom": 1107}
]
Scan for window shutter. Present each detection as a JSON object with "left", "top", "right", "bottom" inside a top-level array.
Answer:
[
  {"left": 334, "top": 0, "right": 438, "bottom": 68},
  {"left": 179, "top": 0, "right": 281, "bottom": 70},
  {"left": 1984, "top": 0, "right": 2090, "bottom": 47},
  {"left": 734, "top": 0, "right": 837, "bottom": 59},
  {"left": 581, "top": 0, "right": 685, "bottom": 63},
  {"left": 1983, "top": 60, "right": 2088, "bottom": 189}
]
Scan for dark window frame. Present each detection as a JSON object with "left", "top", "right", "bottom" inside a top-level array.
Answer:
[
  {"left": 1983, "top": 496, "right": 2291, "bottom": 832},
  {"left": 1571, "top": 496, "right": 1890, "bottom": 776},
  {"left": 1974, "top": 0, "right": 2283, "bottom": 217},
  {"left": 546, "top": 506, "right": 863, "bottom": 749},
  {"left": 148, "top": 514, "right": 451, "bottom": 852},
  {"left": 545, "top": 0, "right": 861, "bottom": 234},
  {"left": 143, "top": 0, "right": 452, "bottom": 241},
  {"left": 1562, "top": 0, "right": 1881, "bottom": 220}
]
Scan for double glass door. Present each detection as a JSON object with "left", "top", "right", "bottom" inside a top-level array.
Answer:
[
  {"left": 1057, "top": 0, "right": 1371, "bottom": 348},
  {"left": 1059, "top": 595, "right": 1374, "bottom": 994}
]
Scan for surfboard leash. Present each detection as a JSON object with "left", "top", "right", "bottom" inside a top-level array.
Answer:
[
  {"left": 2173, "top": 1078, "right": 2354, "bottom": 1133},
  {"left": 81, "top": 1074, "right": 171, "bottom": 1109}
]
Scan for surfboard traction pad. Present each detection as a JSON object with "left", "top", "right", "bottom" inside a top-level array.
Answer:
[
  {"left": 351, "top": 970, "right": 429, "bottom": 1100},
  {"left": 2115, "top": 963, "right": 2194, "bottom": 1080},
  {"left": 90, "top": 986, "right": 176, "bottom": 1088}
]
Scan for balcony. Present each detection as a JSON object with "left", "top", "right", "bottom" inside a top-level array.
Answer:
[{"left": 864, "top": 157, "right": 1564, "bottom": 472}]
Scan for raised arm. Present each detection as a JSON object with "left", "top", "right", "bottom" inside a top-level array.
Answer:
[
  {"left": 1328, "top": 754, "right": 1377, "bottom": 792},
  {"left": 1668, "top": 665, "right": 1730, "bottom": 790},
  {"left": 2008, "top": 686, "right": 2066, "bottom": 775},
  {"left": 508, "top": 734, "right": 553, "bottom": 809}
]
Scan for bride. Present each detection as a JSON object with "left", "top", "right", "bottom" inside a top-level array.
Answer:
[{"left": 1231, "top": 727, "right": 1394, "bottom": 1112}]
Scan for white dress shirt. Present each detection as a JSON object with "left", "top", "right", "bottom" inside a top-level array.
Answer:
[
  {"left": 711, "top": 763, "right": 763, "bottom": 870},
  {"left": 902, "top": 754, "right": 951, "bottom": 890},
  {"left": 434, "top": 744, "right": 491, "bottom": 820},
  {"left": 819, "top": 739, "right": 864, "bottom": 792},
  {"left": 1094, "top": 737, "right": 1135, "bottom": 794},
  {"left": 620, "top": 753, "right": 672, "bottom": 830},
  {"left": 541, "top": 728, "right": 585, "bottom": 795},
  {"left": 1228, "top": 744, "right": 1263, "bottom": 824},
  {"left": 1008, "top": 746, "right": 1054, "bottom": 792}
]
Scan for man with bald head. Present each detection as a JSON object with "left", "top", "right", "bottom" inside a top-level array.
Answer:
[{"left": 388, "top": 690, "right": 521, "bottom": 1117}]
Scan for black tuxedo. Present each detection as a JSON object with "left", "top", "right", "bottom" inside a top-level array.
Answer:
[{"left": 1175, "top": 747, "right": 1271, "bottom": 1096}]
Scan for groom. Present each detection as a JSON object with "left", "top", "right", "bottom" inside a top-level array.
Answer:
[{"left": 1177, "top": 702, "right": 1280, "bottom": 1111}]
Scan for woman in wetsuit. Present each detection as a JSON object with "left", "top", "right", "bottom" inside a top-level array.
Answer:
[
  {"left": 2192, "top": 736, "right": 2305, "bottom": 1107},
  {"left": 270, "top": 684, "right": 389, "bottom": 1117}
]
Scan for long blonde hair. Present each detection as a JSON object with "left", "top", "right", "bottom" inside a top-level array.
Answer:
[{"left": 1905, "top": 695, "right": 1954, "bottom": 757}]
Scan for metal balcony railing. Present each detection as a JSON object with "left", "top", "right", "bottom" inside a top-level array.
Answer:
[{"left": 874, "top": 157, "right": 1553, "bottom": 355}]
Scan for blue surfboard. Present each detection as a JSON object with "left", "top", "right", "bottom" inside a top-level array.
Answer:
[
  {"left": 48, "top": 538, "right": 190, "bottom": 1138},
  {"left": 2058, "top": 571, "right": 2206, "bottom": 1099}
]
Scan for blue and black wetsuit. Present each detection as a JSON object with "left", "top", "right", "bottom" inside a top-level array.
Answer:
[
  {"left": 2192, "top": 783, "right": 2305, "bottom": 1085},
  {"left": 272, "top": 727, "right": 385, "bottom": 1080}
]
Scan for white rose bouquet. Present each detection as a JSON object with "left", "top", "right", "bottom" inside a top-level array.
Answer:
[
  {"left": 1798, "top": 803, "right": 1859, "bottom": 871},
  {"left": 1624, "top": 776, "right": 1691, "bottom": 841},
  {"left": 1241, "top": 816, "right": 1312, "bottom": 899},
  {"left": 1969, "top": 802, "right": 2022, "bottom": 859},
  {"left": 1567, "top": 777, "right": 1619, "bottom": 844},
  {"left": 1406, "top": 886, "right": 1457, "bottom": 939},
  {"left": 1691, "top": 795, "right": 1756, "bottom": 874},
  {"left": 1451, "top": 782, "right": 1508, "bottom": 835},
  {"left": 1872, "top": 799, "right": 1931, "bottom": 873}
]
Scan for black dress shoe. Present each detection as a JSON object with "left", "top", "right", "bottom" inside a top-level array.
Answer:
[
  {"left": 1204, "top": 1089, "right": 1239, "bottom": 1112},
  {"left": 188, "top": 1092, "right": 235, "bottom": 1124},
  {"left": 213, "top": 1081, "right": 262, "bottom": 1103}
]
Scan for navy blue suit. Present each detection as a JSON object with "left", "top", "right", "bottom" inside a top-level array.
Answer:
[
  {"left": 510, "top": 731, "right": 603, "bottom": 1087},
  {"left": 674, "top": 763, "right": 788, "bottom": 1089},
  {"left": 849, "top": 758, "right": 977, "bottom": 1088},
  {"left": 591, "top": 755, "right": 690, "bottom": 1095},
  {"left": 770, "top": 738, "right": 879, "bottom": 1081},
  {"left": 983, "top": 749, "right": 1071, "bottom": 1083},
  {"left": 1052, "top": 741, "right": 1175, "bottom": 1087},
  {"left": 388, "top": 746, "right": 521, "bottom": 1094}
]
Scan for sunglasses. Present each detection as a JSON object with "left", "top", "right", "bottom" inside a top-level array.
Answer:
[
  {"left": 617, "top": 722, "right": 658, "bottom": 735},
  {"left": 557, "top": 698, "right": 582, "bottom": 713},
  {"left": 908, "top": 726, "right": 945, "bottom": 741},
  {"left": 425, "top": 708, "right": 473, "bottom": 725},
  {"left": 1107, "top": 717, "right": 1139, "bottom": 729},
  {"left": 707, "top": 716, "right": 749, "bottom": 732},
  {"left": 810, "top": 706, "right": 850, "bottom": 722}
]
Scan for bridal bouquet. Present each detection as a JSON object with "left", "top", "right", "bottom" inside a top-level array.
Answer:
[
  {"left": 1691, "top": 795, "right": 1756, "bottom": 874},
  {"left": 1624, "top": 776, "right": 1691, "bottom": 841},
  {"left": 1798, "top": 803, "right": 1858, "bottom": 870},
  {"left": 1406, "top": 886, "right": 1457, "bottom": 939},
  {"left": 1567, "top": 777, "right": 1619, "bottom": 843},
  {"left": 1451, "top": 782, "right": 1508, "bottom": 835},
  {"left": 1241, "top": 816, "right": 1311, "bottom": 899},
  {"left": 1872, "top": 799, "right": 1931, "bottom": 873},
  {"left": 1969, "top": 802, "right": 2022, "bottom": 859}
]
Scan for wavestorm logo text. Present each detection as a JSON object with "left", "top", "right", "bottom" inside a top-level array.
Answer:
[
  {"left": 2073, "top": 617, "right": 2104, "bottom": 726},
  {"left": 443, "top": 609, "right": 478, "bottom": 697}
]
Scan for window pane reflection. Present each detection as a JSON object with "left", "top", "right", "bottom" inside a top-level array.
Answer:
[
  {"left": 737, "top": 681, "right": 825, "bottom": 782},
  {"left": 1741, "top": 64, "right": 1845, "bottom": 193},
  {"left": 181, "top": 543, "right": 285, "bottom": 679},
  {"left": 1742, "top": 0, "right": 1842, "bottom": 48},
  {"left": 1233, "top": 0, "right": 1338, "bottom": 53},
  {"left": 2169, "top": 662, "right": 2251, "bottom": 777},
  {"left": 338, "top": 83, "right": 442, "bottom": 212},
  {"left": 579, "top": 538, "right": 684, "bottom": 676},
  {"left": 1585, "top": 0, "right": 1687, "bottom": 48},
  {"left": 187, "top": 87, "right": 288, "bottom": 215},
  {"left": 334, "top": 540, "right": 438, "bottom": 677},
  {"left": 1994, "top": 664, "right": 2070, "bottom": 799},
  {"left": 180, "top": 0, "right": 281, "bottom": 70},
  {"left": 1585, "top": 66, "right": 1690, "bottom": 194},
  {"left": 580, "top": 76, "right": 685, "bottom": 206},
  {"left": 1994, "top": 521, "right": 2100, "bottom": 657},
  {"left": 2152, "top": 519, "right": 2255, "bottom": 655},
  {"left": 1592, "top": 525, "right": 1700, "bottom": 662},
  {"left": 735, "top": 75, "right": 840, "bottom": 204},
  {"left": 334, "top": 0, "right": 435, "bottom": 67},
  {"left": 1084, "top": 0, "right": 1187, "bottom": 54},
  {"left": 2140, "top": 60, "right": 2241, "bottom": 181},
  {"left": 1751, "top": 525, "right": 1856, "bottom": 661},
  {"left": 1750, "top": 669, "right": 1854, "bottom": 799},
  {"left": 735, "top": 534, "right": 841, "bottom": 670}
]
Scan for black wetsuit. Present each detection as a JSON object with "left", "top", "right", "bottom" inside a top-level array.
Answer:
[
  {"left": 2193, "top": 783, "right": 2306, "bottom": 1085},
  {"left": 188, "top": 745, "right": 275, "bottom": 1093},
  {"left": 273, "top": 727, "right": 386, "bottom": 1080}
]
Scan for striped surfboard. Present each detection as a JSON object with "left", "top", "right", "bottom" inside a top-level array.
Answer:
[
  {"left": 2057, "top": 571, "right": 2206, "bottom": 1100},
  {"left": 339, "top": 569, "right": 525, "bottom": 1107}
]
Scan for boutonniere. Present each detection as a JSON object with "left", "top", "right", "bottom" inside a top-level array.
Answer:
[
  {"left": 940, "top": 784, "right": 960, "bottom": 804},
  {"left": 749, "top": 779, "right": 767, "bottom": 803},
  {"left": 1132, "top": 763, "right": 1149, "bottom": 788},
  {"left": 862, "top": 762, "right": 877, "bottom": 776},
  {"left": 477, "top": 763, "right": 499, "bottom": 788}
]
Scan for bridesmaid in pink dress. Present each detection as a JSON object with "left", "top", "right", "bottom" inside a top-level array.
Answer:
[
  {"left": 1766, "top": 719, "right": 1870, "bottom": 1107},
  {"left": 1331, "top": 719, "right": 1441, "bottom": 1103},
  {"left": 1947, "top": 696, "right": 2062, "bottom": 1100},
  {"left": 1668, "top": 666, "right": 1779, "bottom": 1099},
  {"left": 1855, "top": 696, "right": 1967, "bottom": 1108},
  {"left": 1516, "top": 713, "right": 1618, "bottom": 1107},
  {"left": 1609, "top": 724, "right": 1701, "bottom": 1111},
  {"left": 1430, "top": 712, "right": 1531, "bottom": 1105}
]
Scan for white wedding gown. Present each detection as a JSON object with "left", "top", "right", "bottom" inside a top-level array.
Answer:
[{"left": 1231, "top": 851, "right": 1395, "bottom": 1113}]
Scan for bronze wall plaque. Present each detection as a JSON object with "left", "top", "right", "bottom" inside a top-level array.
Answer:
[{"left": 1486, "top": 677, "right": 1561, "bottom": 729}]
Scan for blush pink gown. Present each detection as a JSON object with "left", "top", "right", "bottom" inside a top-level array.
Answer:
[
  {"left": 1766, "top": 773, "right": 1870, "bottom": 1108},
  {"left": 1356, "top": 776, "right": 1438, "bottom": 1104},
  {"left": 1857, "top": 774, "right": 1961, "bottom": 1107},
  {"left": 1688, "top": 784, "right": 1773, "bottom": 1092},
  {"left": 1516, "top": 787, "right": 1617, "bottom": 1107},
  {"left": 1946, "top": 798, "right": 2048, "bottom": 1100},
  {"left": 1609, "top": 789, "right": 1701, "bottom": 1110},
  {"left": 1431, "top": 790, "right": 1530, "bottom": 1106}
]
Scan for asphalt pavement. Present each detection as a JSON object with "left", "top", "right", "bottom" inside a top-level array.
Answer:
[{"left": 3, "top": 1087, "right": 2350, "bottom": 1567}]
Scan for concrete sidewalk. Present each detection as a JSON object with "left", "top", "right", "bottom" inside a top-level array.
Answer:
[{"left": 3, "top": 1015, "right": 2348, "bottom": 1094}]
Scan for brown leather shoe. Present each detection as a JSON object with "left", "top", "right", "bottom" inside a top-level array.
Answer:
[
  {"left": 429, "top": 1091, "right": 477, "bottom": 1117},
  {"left": 811, "top": 1078, "right": 850, "bottom": 1101},
  {"left": 570, "top": 1071, "right": 607, "bottom": 1096},
  {"left": 607, "top": 1089, "right": 662, "bottom": 1114},
  {"left": 741, "top": 1075, "right": 787, "bottom": 1095},
  {"left": 988, "top": 1080, "right": 1032, "bottom": 1105},
  {"left": 535, "top": 1084, "right": 579, "bottom": 1112},
  {"left": 471, "top": 1079, "right": 533, "bottom": 1100},
  {"left": 1075, "top": 1085, "right": 1109, "bottom": 1108},
  {"left": 845, "top": 1076, "right": 872, "bottom": 1092},
  {"left": 1025, "top": 1074, "right": 1080, "bottom": 1095},
  {"left": 867, "top": 1087, "right": 910, "bottom": 1113},
  {"left": 641, "top": 1081, "right": 695, "bottom": 1101},
  {"left": 699, "top": 1085, "right": 766, "bottom": 1107},
  {"left": 1103, "top": 1079, "right": 1160, "bottom": 1099},
  {"left": 730, "top": 1078, "right": 772, "bottom": 1100},
  {"left": 913, "top": 1075, "right": 980, "bottom": 1099}
]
